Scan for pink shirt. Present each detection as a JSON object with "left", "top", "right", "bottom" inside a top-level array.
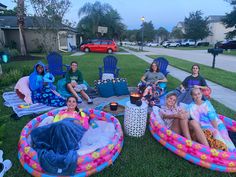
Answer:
[
  {"left": 53, "top": 109, "right": 89, "bottom": 129},
  {"left": 159, "top": 105, "right": 182, "bottom": 128}
]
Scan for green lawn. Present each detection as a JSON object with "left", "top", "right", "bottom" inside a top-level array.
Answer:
[
  {"left": 1, "top": 53, "right": 236, "bottom": 177},
  {"left": 223, "top": 49, "right": 236, "bottom": 56},
  {"left": 148, "top": 55, "right": 236, "bottom": 91}
]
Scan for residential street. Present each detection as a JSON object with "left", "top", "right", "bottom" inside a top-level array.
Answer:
[{"left": 128, "top": 46, "right": 236, "bottom": 73}]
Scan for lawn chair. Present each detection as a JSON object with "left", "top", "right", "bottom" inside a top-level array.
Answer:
[
  {"left": 46, "top": 52, "right": 70, "bottom": 77},
  {"left": 99, "top": 55, "right": 120, "bottom": 80},
  {"left": 69, "top": 43, "right": 77, "bottom": 52},
  {"left": 153, "top": 57, "right": 169, "bottom": 76},
  {"left": 146, "top": 57, "right": 170, "bottom": 76}
]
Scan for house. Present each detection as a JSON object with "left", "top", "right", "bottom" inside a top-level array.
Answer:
[
  {"left": 0, "top": 3, "right": 7, "bottom": 14},
  {"left": 205, "top": 15, "right": 235, "bottom": 45},
  {"left": 176, "top": 15, "right": 235, "bottom": 45},
  {"left": 0, "top": 16, "right": 77, "bottom": 52}
]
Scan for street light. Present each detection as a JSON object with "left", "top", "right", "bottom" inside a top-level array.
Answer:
[{"left": 140, "top": 16, "right": 145, "bottom": 51}]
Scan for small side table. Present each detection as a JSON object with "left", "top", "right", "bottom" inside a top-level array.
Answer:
[{"left": 124, "top": 101, "right": 148, "bottom": 137}]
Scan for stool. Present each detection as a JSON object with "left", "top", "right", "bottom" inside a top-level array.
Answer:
[{"left": 124, "top": 101, "right": 148, "bottom": 137}]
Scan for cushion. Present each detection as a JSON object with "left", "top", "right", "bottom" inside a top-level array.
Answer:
[
  {"left": 113, "top": 78, "right": 130, "bottom": 96},
  {"left": 94, "top": 79, "right": 115, "bottom": 98},
  {"left": 14, "top": 76, "right": 32, "bottom": 104},
  {"left": 102, "top": 73, "right": 114, "bottom": 80}
]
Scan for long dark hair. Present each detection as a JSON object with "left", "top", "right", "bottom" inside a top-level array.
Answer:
[
  {"left": 66, "top": 96, "right": 79, "bottom": 112},
  {"left": 149, "top": 62, "right": 160, "bottom": 72}
]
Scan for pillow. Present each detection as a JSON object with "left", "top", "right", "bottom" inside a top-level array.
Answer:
[
  {"left": 112, "top": 78, "right": 130, "bottom": 96},
  {"left": 14, "top": 76, "right": 32, "bottom": 104},
  {"left": 102, "top": 73, "right": 114, "bottom": 80},
  {"left": 94, "top": 79, "right": 115, "bottom": 98}
]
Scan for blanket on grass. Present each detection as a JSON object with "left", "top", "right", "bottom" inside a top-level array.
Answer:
[
  {"left": 3, "top": 91, "right": 55, "bottom": 117},
  {"left": 31, "top": 118, "right": 86, "bottom": 176}
]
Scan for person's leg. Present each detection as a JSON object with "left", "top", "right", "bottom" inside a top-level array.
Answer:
[
  {"left": 189, "top": 120, "right": 209, "bottom": 146},
  {"left": 79, "top": 90, "right": 93, "bottom": 104},
  {"left": 67, "top": 83, "right": 81, "bottom": 101},
  {"left": 170, "top": 119, "right": 181, "bottom": 134},
  {"left": 179, "top": 118, "right": 192, "bottom": 140}
]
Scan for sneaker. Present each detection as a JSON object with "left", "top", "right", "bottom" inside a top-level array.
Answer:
[
  {"left": 77, "top": 97, "right": 83, "bottom": 103},
  {"left": 0, "top": 160, "right": 12, "bottom": 177},
  {"left": 87, "top": 98, "right": 93, "bottom": 104}
]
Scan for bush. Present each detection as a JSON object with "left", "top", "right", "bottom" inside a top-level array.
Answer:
[
  {"left": 0, "top": 69, "right": 22, "bottom": 87},
  {"left": 8, "top": 49, "right": 20, "bottom": 57}
]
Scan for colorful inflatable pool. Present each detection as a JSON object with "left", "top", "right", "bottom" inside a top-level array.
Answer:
[
  {"left": 18, "top": 108, "right": 124, "bottom": 177},
  {"left": 149, "top": 110, "right": 236, "bottom": 172}
]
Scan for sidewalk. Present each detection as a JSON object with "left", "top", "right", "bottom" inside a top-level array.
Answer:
[{"left": 122, "top": 47, "right": 236, "bottom": 112}]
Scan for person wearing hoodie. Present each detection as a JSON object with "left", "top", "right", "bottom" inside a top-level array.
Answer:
[{"left": 29, "top": 61, "right": 66, "bottom": 107}]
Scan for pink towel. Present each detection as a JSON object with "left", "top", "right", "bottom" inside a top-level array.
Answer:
[{"left": 14, "top": 76, "right": 32, "bottom": 104}]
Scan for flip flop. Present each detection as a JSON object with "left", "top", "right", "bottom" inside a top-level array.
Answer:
[
  {"left": 0, "top": 160, "right": 12, "bottom": 177},
  {"left": 0, "top": 150, "right": 3, "bottom": 163}
]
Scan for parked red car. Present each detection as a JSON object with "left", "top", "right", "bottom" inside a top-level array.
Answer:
[{"left": 80, "top": 39, "right": 118, "bottom": 53}]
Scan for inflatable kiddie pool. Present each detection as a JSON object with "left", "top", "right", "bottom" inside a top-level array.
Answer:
[
  {"left": 149, "top": 107, "right": 236, "bottom": 172},
  {"left": 18, "top": 108, "right": 124, "bottom": 176}
]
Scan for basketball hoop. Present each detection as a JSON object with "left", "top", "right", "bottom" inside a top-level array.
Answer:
[{"left": 98, "top": 26, "right": 108, "bottom": 36}]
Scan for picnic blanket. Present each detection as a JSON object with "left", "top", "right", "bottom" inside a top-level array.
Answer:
[{"left": 2, "top": 92, "right": 55, "bottom": 117}]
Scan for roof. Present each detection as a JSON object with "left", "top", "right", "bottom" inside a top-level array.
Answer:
[
  {"left": 0, "top": 16, "right": 77, "bottom": 32},
  {"left": 208, "top": 15, "right": 225, "bottom": 23},
  {"left": 0, "top": 3, "right": 7, "bottom": 8}
]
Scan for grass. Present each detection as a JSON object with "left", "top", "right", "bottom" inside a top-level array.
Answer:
[
  {"left": 1, "top": 53, "right": 236, "bottom": 177},
  {"left": 222, "top": 49, "right": 236, "bottom": 56},
  {"left": 148, "top": 55, "right": 236, "bottom": 91}
]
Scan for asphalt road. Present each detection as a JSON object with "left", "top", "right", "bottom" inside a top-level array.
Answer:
[{"left": 130, "top": 46, "right": 236, "bottom": 73}]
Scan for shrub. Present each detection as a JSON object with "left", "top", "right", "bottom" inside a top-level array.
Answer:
[
  {"left": 0, "top": 69, "right": 22, "bottom": 87},
  {"left": 8, "top": 49, "right": 20, "bottom": 57}
]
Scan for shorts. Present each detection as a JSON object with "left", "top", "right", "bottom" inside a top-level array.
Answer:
[{"left": 74, "top": 84, "right": 87, "bottom": 92}]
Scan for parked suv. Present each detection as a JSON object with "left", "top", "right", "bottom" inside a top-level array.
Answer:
[
  {"left": 218, "top": 40, "right": 236, "bottom": 50},
  {"left": 80, "top": 39, "right": 118, "bottom": 53},
  {"left": 181, "top": 39, "right": 195, "bottom": 46}
]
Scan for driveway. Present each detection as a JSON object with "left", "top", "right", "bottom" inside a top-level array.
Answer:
[{"left": 129, "top": 46, "right": 236, "bottom": 73}]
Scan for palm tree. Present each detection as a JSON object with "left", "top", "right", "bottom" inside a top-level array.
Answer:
[
  {"left": 78, "top": 1, "right": 112, "bottom": 35},
  {"left": 78, "top": 1, "right": 125, "bottom": 39},
  {"left": 17, "top": 0, "right": 27, "bottom": 55}
]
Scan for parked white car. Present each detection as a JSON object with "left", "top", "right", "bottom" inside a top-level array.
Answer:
[
  {"left": 169, "top": 41, "right": 180, "bottom": 47},
  {"left": 147, "top": 42, "right": 159, "bottom": 47},
  {"left": 181, "top": 39, "right": 195, "bottom": 46},
  {"left": 162, "top": 41, "right": 180, "bottom": 47}
]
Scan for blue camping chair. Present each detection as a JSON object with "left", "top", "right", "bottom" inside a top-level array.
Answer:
[
  {"left": 99, "top": 55, "right": 120, "bottom": 79},
  {"left": 46, "top": 52, "right": 70, "bottom": 77},
  {"left": 153, "top": 57, "right": 169, "bottom": 76},
  {"left": 146, "top": 57, "right": 170, "bottom": 76}
]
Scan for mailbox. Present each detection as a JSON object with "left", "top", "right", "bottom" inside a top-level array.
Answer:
[{"left": 207, "top": 48, "right": 223, "bottom": 56}]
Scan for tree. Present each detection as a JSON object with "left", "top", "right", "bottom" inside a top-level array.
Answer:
[
  {"left": 17, "top": 0, "right": 27, "bottom": 55},
  {"left": 30, "top": 0, "right": 71, "bottom": 52},
  {"left": 140, "top": 21, "right": 155, "bottom": 42},
  {"left": 222, "top": 1, "right": 236, "bottom": 39},
  {"left": 0, "top": 8, "right": 17, "bottom": 16},
  {"left": 170, "top": 26, "right": 184, "bottom": 39},
  {"left": 77, "top": 1, "right": 126, "bottom": 40},
  {"left": 184, "top": 11, "right": 210, "bottom": 43},
  {"left": 156, "top": 27, "right": 169, "bottom": 42}
]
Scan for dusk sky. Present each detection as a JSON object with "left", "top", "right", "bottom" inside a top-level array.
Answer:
[{"left": 3, "top": 0, "right": 233, "bottom": 31}]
